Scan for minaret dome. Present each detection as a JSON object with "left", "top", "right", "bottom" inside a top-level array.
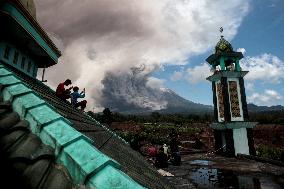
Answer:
[{"left": 215, "top": 36, "right": 234, "bottom": 54}]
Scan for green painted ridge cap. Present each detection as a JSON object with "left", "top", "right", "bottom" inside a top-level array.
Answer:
[
  {"left": 0, "top": 69, "right": 72, "bottom": 126},
  {"left": 58, "top": 138, "right": 121, "bottom": 184},
  {"left": 0, "top": 65, "right": 147, "bottom": 188},
  {"left": 0, "top": 64, "right": 127, "bottom": 145},
  {"left": 87, "top": 165, "right": 147, "bottom": 189},
  {"left": 3, "top": 86, "right": 33, "bottom": 102},
  {"left": 0, "top": 67, "right": 13, "bottom": 76}
]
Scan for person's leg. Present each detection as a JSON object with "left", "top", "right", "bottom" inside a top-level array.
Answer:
[
  {"left": 57, "top": 94, "right": 69, "bottom": 101},
  {"left": 74, "top": 103, "right": 80, "bottom": 108},
  {"left": 80, "top": 100, "right": 87, "bottom": 110},
  {"left": 63, "top": 90, "right": 71, "bottom": 100},
  {"left": 75, "top": 100, "right": 87, "bottom": 110},
  {"left": 64, "top": 94, "right": 71, "bottom": 100}
]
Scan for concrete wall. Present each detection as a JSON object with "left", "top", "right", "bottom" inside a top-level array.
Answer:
[
  {"left": 233, "top": 128, "right": 249, "bottom": 155},
  {"left": 0, "top": 42, "right": 37, "bottom": 78}
]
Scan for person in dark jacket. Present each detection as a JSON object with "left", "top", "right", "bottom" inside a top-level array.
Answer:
[
  {"left": 170, "top": 133, "right": 181, "bottom": 166},
  {"left": 155, "top": 147, "right": 168, "bottom": 168}
]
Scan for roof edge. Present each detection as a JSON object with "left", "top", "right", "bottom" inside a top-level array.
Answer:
[
  {"left": 206, "top": 52, "right": 244, "bottom": 64},
  {"left": 2, "top": 0, "right": 61, "bottom": 57}
]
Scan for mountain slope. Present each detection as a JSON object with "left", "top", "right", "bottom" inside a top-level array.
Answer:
[
  {"left": 99, "top": 71, "right": 283, "bottom": 114},
  {"left": 158, "top": 88, "right": 213, "bottom": 114},
  {"left": 100, "top": 72, "right": 213, "bottom": 114},
  {"left": 247, "top": 103, "right": 284, "bottom": 112}
]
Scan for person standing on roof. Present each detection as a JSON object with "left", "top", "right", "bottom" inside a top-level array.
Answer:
[
  {"left": 56, "top": 79, "right": 73, "bottom": 101},
  {"left": 70, "top": 86, "right": 87, "bottom": 111}
]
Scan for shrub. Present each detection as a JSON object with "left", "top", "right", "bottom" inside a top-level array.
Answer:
[{"left": 256, "top": 146, "right": 284, "bottom": 161}]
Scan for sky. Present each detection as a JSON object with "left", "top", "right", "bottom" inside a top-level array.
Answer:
[
  {"left": 34, "top": 0, "right": 284, "bottom": 110},
  {"left": 153, "top": 0, "right": 284, "bottom": 106}
]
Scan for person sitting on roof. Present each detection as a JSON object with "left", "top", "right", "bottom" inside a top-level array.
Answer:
[
  {"left": 56, "top": 79, "right": 73, "bottom": 101},
  {"left": 70, "top": 86, "right": 87, "bottom": 111}
]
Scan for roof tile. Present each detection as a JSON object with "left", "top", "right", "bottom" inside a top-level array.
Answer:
[
  {"left": 0, "top": 100, "right": 74, "bottom": 189},
  {"left": 58, "top": 138, "right": 120, "bottom": 184},
  {"left": 0, "top": 64, "right": 172, "bottom": 188}
]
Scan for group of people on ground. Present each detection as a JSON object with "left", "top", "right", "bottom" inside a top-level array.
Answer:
[
  {"left": 55, "top": 79, "right": 87, "bottom": 111},
  {"left": 148, "top": 129, "right": 181, "bottom": 168}
]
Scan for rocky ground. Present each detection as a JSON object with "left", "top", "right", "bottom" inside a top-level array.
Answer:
[
  {"left": 109, "top": 122, "right": 284, "bottom": 188},
  {"left": 160, "top": 154, "right": 284, "bottom": 189}
]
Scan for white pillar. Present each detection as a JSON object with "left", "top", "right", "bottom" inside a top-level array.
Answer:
[{"left": 233, "top": 128, "right": 249, "bottom": 155}]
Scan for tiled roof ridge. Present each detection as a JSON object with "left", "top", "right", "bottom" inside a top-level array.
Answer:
[
  {"left": 0, "top": 64, "right": 147, "bottom": 189},
  {"left": 3, "top": 62, "right": 128, "bottom": 145},
  {"left": 0, "top": 100, "right": 76, "bottom": 189}
]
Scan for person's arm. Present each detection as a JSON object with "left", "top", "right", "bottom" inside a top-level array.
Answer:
[
  {"left": 79, "top": 88, "right": 85, "bottom": 94},
  {"left": 79, "top": 91, "right": 85, "bottom": 98},
  {"left": 80, "top": 93, "right": 85, "bottom": 98},
  {"left": 66, "top": 86, "right": 73, "bottom": 91},
  {"left": 79, "top": 88, "right": 85, "bottom": 98}
]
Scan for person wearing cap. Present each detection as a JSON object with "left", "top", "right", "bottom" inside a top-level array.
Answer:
[
  {"left": 56, "top": 79, "right": 73, "bottom": 101},
  {"left": 70, "top": 86, "right": 87, "bottom": 111}
]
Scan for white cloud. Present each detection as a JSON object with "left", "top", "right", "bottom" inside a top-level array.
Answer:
[
  {"left": 186, "top": 63, "right": 211, "bottom": 84},
  {"left": 35, "top": 0, "right": 250, "bottom": 109},
  {"left": 237, "top": 47, "right": 246, "bottom": 54},
  {"left": 241, "top": 53, "right": 284, "bottom": 84},
  {"left": 170, "top": 71, "right": 183, "bottom": 81},
  {"left": 146, "top": 77, "right": 166, "bottom": 89},
  {"left": 245, "top": 82, "right": 254, "bottom": 92},
  {"left": 247, "top": 89, "right": 282, "bottom": 106}
]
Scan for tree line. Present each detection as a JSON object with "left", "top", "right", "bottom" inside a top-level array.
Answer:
[{"left": 87, "top": 108, "right": 284, "bottom": 125}]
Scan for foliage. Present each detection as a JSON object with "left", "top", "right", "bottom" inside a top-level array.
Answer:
[
  {"left": 118, "top": 131, "right": 136, "bottom": 142},
  {"left": 87, "top": 109, "right": 284, "bottom": 125},
  {"left": 256, "top": 146, "right": 284, "bottom": 161},
  {"left": 88, "top": 110, "right": 214, "bottom": 124},
  {"left": 249, "top": 111, "right": 284, "bottom": 124}
]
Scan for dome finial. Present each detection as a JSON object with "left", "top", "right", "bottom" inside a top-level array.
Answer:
[
  {"left": 215, "top": 27, "right": 234, "bottom": 54},
  {"left": 219, "top": 27, "right": 224, "bottom": 38}
]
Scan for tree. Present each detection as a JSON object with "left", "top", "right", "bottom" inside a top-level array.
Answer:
[
  {"left": 103, "top": 108, "right": 113, "bottom": 125},
  {"left": 151, "top": 112, "right": 161, "bottom": 123}
]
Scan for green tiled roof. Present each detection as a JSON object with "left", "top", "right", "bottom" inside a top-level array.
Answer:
[
  {"left": 0, "top": 102, "right": 74, "bottom": 189},
  {"left": 0, "top": 63, "right": 171, "bottom": 188},
  {"left": 0, "top": 64, "right": 148, "bottom": 189}
]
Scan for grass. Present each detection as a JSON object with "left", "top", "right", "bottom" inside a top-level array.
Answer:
[{"left": 117, "top": 123, "right": 203, "bottom": 145}]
